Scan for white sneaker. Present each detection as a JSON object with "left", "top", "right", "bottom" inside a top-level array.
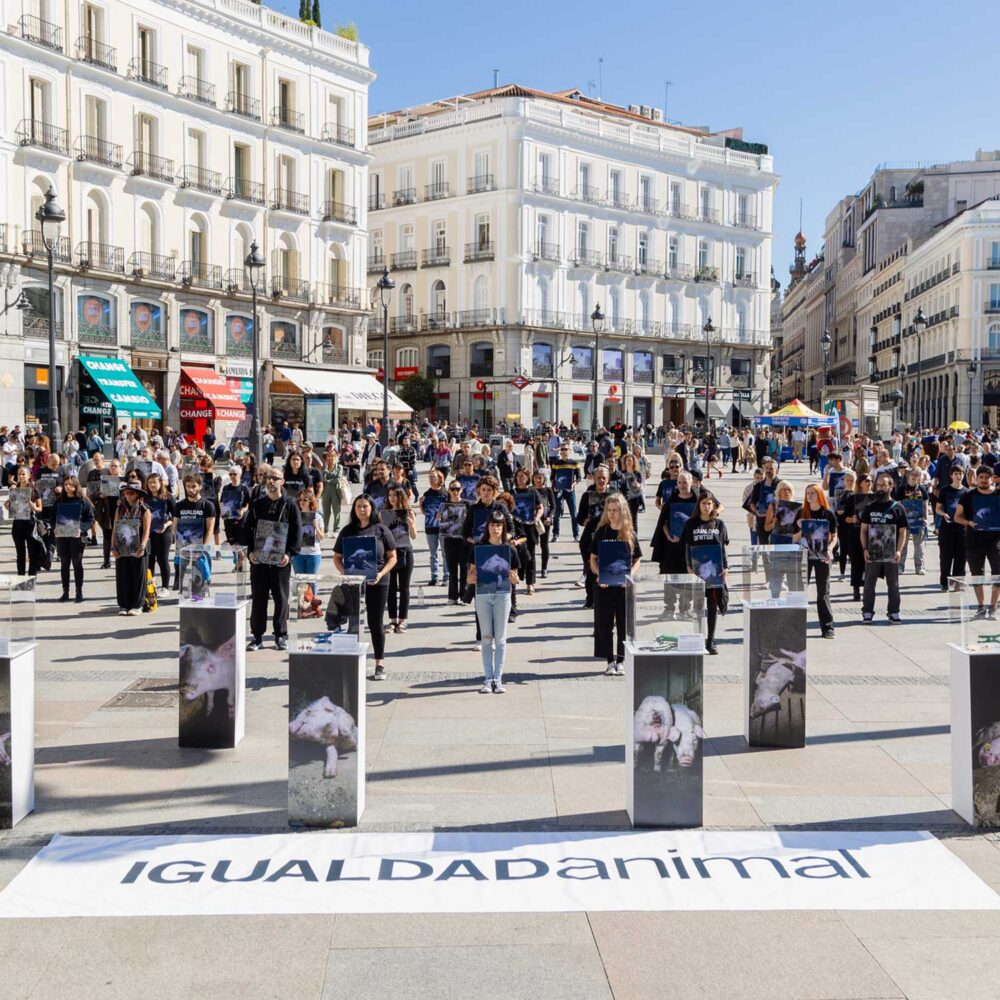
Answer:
[
  {"left": 493, "top": 681, "right": 506, "bottom": 693},
  {"left": 473, "top": 642, "right": 481, "bottom": 650},
  {"left": 604, "top": 662, "right": 616, "bottom": 675},
  {"left": 479, "top": 681, "right": 492, "bottom": 694},
  {"left": 614, "top": 663, "right": 626, "bottom": 676},
  {"left": 916, "top": 569, "right": 926, "bottom": 576}
]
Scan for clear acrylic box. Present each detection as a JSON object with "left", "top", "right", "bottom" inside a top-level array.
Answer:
[
  {"left": 177, "top": 545, "right": 248, "bottom": 607},
  {"left": 631, "top": 573, "right": 706, "bottom": 652},
  {"left": 0, "top": 575, "right": 36, "bottom": 654},
  {"left": 289, "top": 573, "right": 367, "bottom": 654},
  {"left": 949, "top": 576, "right": 1000, "bottom": 652},
  {"left": 740, "top": 544, "right": 806, "bottom": 607}
]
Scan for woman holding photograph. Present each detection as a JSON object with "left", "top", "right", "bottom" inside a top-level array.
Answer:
[
  {"left": 112, "top": 480, "right": 152, "bottom": 615},
  {"left": 511, "top": 467, "right": 543, "bottom": 595},
  {"left": 531, "top": 469, "right": 555, "bottom": 579},
  {"left": 5, "top": 464, "right": 42, "bottom": 577},
  {"left": 619, "top": 452, "right": 645, "bottom": 526},
  {"left": 386, "top": 486, "right": 416, "bottom": 633},
  {"left": 680, "top": 490, "right": 730, "bottom": 655},
  {"left": 794, "top": 484, "right": 838, "bottom": 639},
  {"left": 332, "top": 495, "right": 397, "bottom": 680},
  {"left": 834, "top": 469, "right": 857, "bottom": 579},
  {"left": 320, "top": 448, "right": 345, "bottom": 534},
  {"left": 842, "top": 474, "right": 874, "bottom": 601},
  {"left": 220, "top": 467, "right": 251, "bottom": 549},
  {"left": 420, "top": 468, "right": 448, "bottom": 587},
  {"left": 198, "top": 455, "right": 223, "bottom": 549},
  {"left": 440, "top": 480, "right": 471, "bottom": 605},
  {"left": 467, "top": 510, "right": 523, "bottom": 693},
  {"left": 92, "top": 457, "right": 124, "bottom": 569},
  {"left": 589, "top": 494, "right": 642, "bottom": 675},
  {"left": 144, "top": 472, "right": 175, "bottom": 593},
  {"left": 292, "top": 488, "right": 324, "bottom": 576},
  {"left": 53, "top": 476, "right": 95, "bottom": 602},
  {"left": 763, "top": 480, "right": 797, "bottom": 543}
]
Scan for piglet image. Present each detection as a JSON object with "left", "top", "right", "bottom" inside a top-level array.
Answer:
[
  {"left": 343, "top": 549, "right": 373, "bottom": 574},
  {"left": 603, "top": 558, "right": 630, "bottom": 579},
  {"left": 975, "top": 722, "right": 1000, "bottom": 766},
  {"left": 289, "top": 696, "right": 358, "bottom": 777},
  {"left": 479, "top": 553, "right": 510, "bottom": 579},
  {"left": 669, "top": 704, "right": 705, "bottom": 767},
  {"left": 0, "top": 731, "right": 9, "bottom": 767},
  {"left": 696, "top": 559, "right": 719, "bottom": 582},
  {"left": 750, "top": 664, "right": 794, "bottom": 718},
  {"left": 633, "top": 696, "right": 674, "bottom": 772},
  {"left": 180, "top": 635, "right": 237, "bottom": 718}
]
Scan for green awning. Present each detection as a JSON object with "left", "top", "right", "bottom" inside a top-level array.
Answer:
[{"left": 78, "top": 355, "right": 161, "bottom": 418}]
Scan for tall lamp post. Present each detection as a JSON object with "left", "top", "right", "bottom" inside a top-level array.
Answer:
[
  {"left": 703, "top": 317, "right": 715, "bottom": 429},
  {"left": 244, "top": 239, "right": 266, "bottom": 466},
  {"left": 590, "top": 304, "right": 604, "bottom": 440},
  {"left": 968, "top": 361, "right": 978, "bottom": 428},
  {"left": 912, "top": 307, "right": 927, "bottom": 430},
  {"left": 889, "top": 388, "right": 904, "bottom": 432},
  {"left": 434, "top": 367, "right": 443, "bottom": 421},
  {"left": 770, "top": 366, "right": 783, "bottom": 409},
  {"left": 821, "top": 327, "right": 832, "bottom": 398},
  {"left": 36, "top": 186, "right": 65, "bottom": 447},
  {"left": 376, "top": 266, "right": 395, "bottom": 447}
]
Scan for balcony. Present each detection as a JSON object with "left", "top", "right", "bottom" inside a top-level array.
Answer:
[
  {"left": 314, "top": 283, "right": 362, "bottom": 309},
  {"left": 15, "top": 14, "right": 62, "bottom": 50},
  {"left": 732, "top": 213, "right": 759, "bottom": 231},
  {"left": 988, "top": 259, "right": 1000, "bottom": 271},
  {"left": 634, "top": 258, "right": 663, "bottom": 277},
  {"left": 457, "top": 310, "right": 496, "bottom": 328},
  {"left": 421, "top": 312, "right": 451, "bottom": 331},
  {"left": 23, "top": 314, "right": 65, "bottom": 339},
  {"left": 224, "top": 267, "right": 264, "bottom": 295},
  {"left": 0, "top": 224, "right": 6, "bottom": 253},
  {"left": 421, "top": 246, "right": 451, "bottom": 267},
  {"left": 570, "top": 248, "right": 604, "bottom": 269},
  {"left": 733, "top": 272, "right": 755, "bottom": 288},
  {"left": 699, "top": 207, "right": 720, "bottom": 224},
  {"left": 16, "top": 120, "right": 69, "bottom": 155},
  {"left": 270, "top": 337, "right": 301, "bottom": 360},
  {"left": 604, "top": 254, "right": 633, "bottom": 274},
  {"left": 603, "top": 367, "right": 625, "bottom": 381},
  {"left": 662, "top": 367, "right": 685, "bottom": 382},
  {"left": 467, "top": 174, "right": 495, "bottom": 195},
  {"left": 520, "top": 309, "right": 573, "bottom": 330},
  {"left": 633, "top": 320, "right": 662, "bottom": 338},
  {"left": 271, "top": 106, "right": 304, "bottom": 133},
  {"left": 633, "top": 369, "right": 654, "bottom": 384},
  {"left": 636, "top": 196, "right": 659, "bottom": 216},
  {"left": 987, "top": 301, "right": 1000, "bottom": 315},
  {"left": 572, "top": 364, "right": 594, "bottom": 380},
  {"left": 270, "top": 276, "right": 310, "bottom": 303},
  {"left": 75, "top": 134, "right": 122, "bottom": 168},
  {"left": 464, "top": 241, "right": 495, "bottom": 263},
  {"left": 367, "top": 252, "right": 387, "bottom": 273},
  {"left": 127, "top": 251, "right": 176, "bottom": 282},
  {"left": 322, "top": 344, "right": 348, "bottom": 365},
  {"left": 180, "top": 260, "right": 223, "bottom": 290},
  {"left": 664, "top": 263, "right": 694, "bottom": 281},
  {"left": 667, "top": 202, "right": 696, "bottom": 221},
  {"left": 572, "top": 184, "right": 605, "bottom": 206},
  {"left": 424, "top": 181, "right": 450, "bottom": 201},
  {"left": 179, "top": 165, "right": 222, "bottom": 195},
  {"left": 532, "top": 362, "right": 554, "bottom": 379},
  {"left": 389, "top": 316, "right": 419, "bottom": 336},
  {"left": 607, "top": 190, "right": 631, "bottom": 211},
  {"left": 75, "top": 241, "right": 124, "bottom": 273},
  {"left": 76, "top": 35, "right": 115, "bottom": 70},
  {"left": 270, "top": 188, "right": 309, "bottom": 215},
  {"left": 532, "top": 176, "right": 559, "bottom": 195},
  {"left": 392, "top": 187, "right": 417, "bottom": 207},
  {"left": 128, "top": 150, "right": 175, "bottom": 183},
  {"left": 79, "top": 323, "right": 117, "bottom": 347},
  {"left": 320, "top": 122, "right": 355, "bottom": 148},
  {"left": 390, "top": 250, "right": 417, "bottom": 270},
  {"left": 662, "top": 323, "right": 693, "bottom": 340},
  {"left": 131, "top": 326, "right": 167, "bottom": 351},
  {"left": 224, "top": 177, "right": 265, "bottom": 206},
  {"left": 226, "top": 91, "right": 261, "bottom": 121},
  {"left": 694, "top": 266, "right": 719, "bottom": 283},
  {"left": 128, "top": 57, "right": 167, "bottom": 89},
  {"left": 532, "top": 241, "right": 560, "bottom": 263},
  {"left": 368, "top": 192, "right": 386, "bottom": 211},
  {"left": 321, "top": 200, "right": 357, "bottom": 225},
  {"left": 179, "top": 75, "right": 215, "bottom": 106},
  {"left": 21, "top": 231, "right": 71, "bottom": 263}
]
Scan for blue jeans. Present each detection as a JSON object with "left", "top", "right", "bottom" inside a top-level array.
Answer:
[
  {"left": 292, "top": 553, "right": 322, "bottom": 575},
  {"left": 476, "top": 591, "right": 511, "bottom": 681},
  {"left": 553, "top": 490, "right": 578, "bottom": 539},
  {"left": 427, "top": 533, "right": 448, "bottom": 581}
]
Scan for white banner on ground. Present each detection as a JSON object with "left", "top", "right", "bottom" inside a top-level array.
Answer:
[{"left": 0, "top": 830, "right": 997, "bottom": 918}]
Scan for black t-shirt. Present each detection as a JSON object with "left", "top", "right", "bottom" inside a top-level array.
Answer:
[
  {"left": 174, "top": 497, "right": 216, "bottom": 548},
  {"left": 959, "top": 489, "right": 1000, "bottom": 541},
  {"left": 462, "top": 500, "right": 514, "bottom": 544},
  {"left": 679, "top": 516, "right": 730, "bottom": 571},
  {"left": 333, "top": 521, "right": 396, "bottom": 585},
  {"left": 666, "top": 492, "right": 699, "bottom": 541},
  {"left": 588, "top": 523, "right": 642, "bottom": 563},
  {"left": 244, "top": 494, "right": 302, "bottom": 558},
  {"left": 420, "top": 487, "right": 448, "bottom": 534},
  {"left": 794, "top": 506, "right": 837, "bottom": 561},
  {"left": 860, "top": 497, "right": 907, "bottom": 558},
  {"left": 938, "top": 484, "right": 967, "bottom": 522},
  {"left": 383, "top": 507, "right": 414, "bottom": 551},
  {"left": 577, "top": 487, "right": 612, "bottom": 526},
  {"left": 220, "top": 483, "right": 251, "bottom": 521}
]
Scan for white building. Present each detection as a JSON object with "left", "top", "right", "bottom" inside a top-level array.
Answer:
[
  {"left": 367, "top": 84, "right": 777, "bottom": 431},
  {"left": 0, "top": 0, "right": 377, "bottom": 439}
]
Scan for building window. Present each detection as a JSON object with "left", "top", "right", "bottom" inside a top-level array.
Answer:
[
  {"left": 639, "top": 175, "right": 652, "bottom": 212},
  {"left": 991, "top": 242, "right": 1000, "bottom": 268},
  {"left": 427, "top": 344, "right": 451, "bottom": 377},
  {"left": 669, "top": 182, "right": 681, "bottom": 215},
  {"left": 396, "top": 346, "right": 418, "bottom": 370},
  {"left": 469, "top": 341, "right": 493, "bottom": 378},
  {"left": 577, "top": 222, "right": 589, "bottom": 255},
  {"left": 77, "top": 293, "right": 116, "bottom": 341},
  {"left": 179, "top": 308, "right": 212, "bottom": 351},
  {"left": 367, "top": 349, "right": 383, "bottom": 370},
  {"left": 731, "top": 357, "right": 751, "bottom": 385},
  {"left": 602, "top": 348, "right": 623, "bottom": 379},
  {"left": 638, "top": 232, "right": 648, "bottom": 267},
  {"left": 735, "top": 246, "right": 747, "bottom": 278},
  {"left": 475, "top": 214, "right": 491, "bottom": 249},
  {"left": 609, "top": 169, "right": 622, "bottom": 206},
  {"left": 668, "top": 238, "right": 679, "bottom": 270},
  {"left": 698, "top": 241, "right": 709, "bottom": 271},
  {"left": 608, "top": 227, "right": 619, "bottom": 264},
  {"left": 532, "top": 342, "right": 554, "bottom": 377}
]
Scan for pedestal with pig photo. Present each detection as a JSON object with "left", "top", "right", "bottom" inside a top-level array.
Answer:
[
  {"left": 0, "top": 644, "right": 36, "bottom": 829},
  {"left": 288, "top": 644, "right": 367, "bottom": 828},
  {"left": 950, "top": 645, "right": 1000, "bottom": 827},
  {"left": 743, "top": 603, "right": 807, "bottom": 749},
  {"left": 625, "top": 641, "right": 705, "bottom": 828},
  {"left": 178, "top": 603, "right": 247, "bottom": 749}
]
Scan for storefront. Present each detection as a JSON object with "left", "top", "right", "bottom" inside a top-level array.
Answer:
[
  {"left": 76, "top": 355, "right": 161, "bottom": 436},
  {"left": 531, "top": 391, "right": 553, "bottom": 425},
  {"left": 179, "top": 366, "right": 247, "bottom": 446},
  {"left": 24, "top": 364, "right": 63, "bottom": 433},
  {"left": 571, "top": 394, "right": 592, "bottom": 430}
]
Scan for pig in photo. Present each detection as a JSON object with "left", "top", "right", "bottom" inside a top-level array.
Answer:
[
  {"left": 474, "top": 545, "right": 511, "bottom": 595},
  {"left": 969, "top": 661, "right": 1000, "bottom": 826},
  {"left": 746, "top": 604, "right": 807, "bottom": 749},
  {"left": 668, "top": 703, "right": 705, "bottom": 768},
  {"left": 288, "top": 652, "right": 362, "bottom": 827},
  {"left": 633, "top": 696, "right": 674, "bottom": 773},
  {"left": 178, "top": 608, "right": 242, "bottom": 749}
]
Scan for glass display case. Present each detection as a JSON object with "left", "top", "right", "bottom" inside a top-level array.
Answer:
[
  {"left": 289, "top": 573, "right": 367, "bottom": 654},
  {"left": 949, "top": 576, "right": 1000, "bottom": 652},
  {"left": 0, "top": 575, "right": 36, "bottom": 654},
  {"left": 177, "top": 544, "right": 248, "bottom": 607},
  {"left": 740, "top": 545, "right": 806, "bottom": 607},
  {"left": 631, "top": 573, "right": 706, "bottom": 652}
]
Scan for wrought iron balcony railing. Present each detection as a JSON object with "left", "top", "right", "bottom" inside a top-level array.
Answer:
[
  {"left": 270, "top": 276, "right": 310, "bottom": 302},
  {"left": 320, "top": 122, "right": 355, "bottom": 147},
  {"left": 390, "top": 250, "right": 417, "bottom": 270},
  {"left": 22, "top": 230, "right": 71, "bottom": 262},
  {"left": 532, "top": 241, "right": 560, "bottom": 262},
  {"left": 128, "top": 150, "right": 175, "bottom": 183},
  {"left": 180, "top": 260, "right": 223, "bottom": 290},
  {"left": 270, "top": 188, "right": 309, "bottom": 215},
  {"left": 464, "top": 242, "right": 495, "bottom": 262},
  {"left": 128, "top": 56, "right": 167, "bottom": 89},
  {"left": 467, "top": 173, "right": 495, "bottom": 194},
  {"left": 368, "top": 192, "right": 386, "bottom": 211},
  {"left": 17, "top": 14, "right": 62, "bottom": 50},
  {"left": 271, "top": 106, "right": 304, "bottom": 133},
  {"left": 226, "top": 91, "right": 260, "bottom": 121},
  {"left": 421, "top": 247, "right": 451, "bottom": 267},
  {"left": 76, "top": 241, "right": 124, "bottom": 273},
  {"left": 532, "top": 176, "right": 559, "bottom": 195},
  {"left": 127, "top": 251, "right": 176, "bottom": 281},
  {"left": 424, "top": 182, "right": 450, "bottom": 201},
  {"left": 16, "top": 119, "right": 68, "bottom": 155},
  {"left": 367, "top": 252, "right": 387, "bottom": 273},
  {"left": 314, "top": 283, "right": 362, "bottom": 309},
  {"left": 224, "top": 177, "right": 265, "bottom": 205},
  {"left": 321, "top": 200, "right": 357, "bottom": 225},
  {"left": 75, "top": 134, "right": 122, "bottom": 168},
  {"left": 392, "top": 187, "right": 417, "bottom": 207},
  {"left": 76, "top": 34, "right": 115, "bottom": 69},
  {"left": 570, "top": 248, "right": 604, "bottom": 269},
  {"left": 179, "top": 75, "right": 215, "bottom": 106},
  {"left": 179, "top": 165, "right": 222, "bottom": 195}
]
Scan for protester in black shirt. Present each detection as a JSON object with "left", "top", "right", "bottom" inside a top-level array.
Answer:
[
  {"left": 934, "top": 465, "right": 967, "bottom": 592},
  {"left": 747, "top": 457, "right": 779, "bottom": 543},
  {"left": 4, "top": 464, "right": 42, "bottom": 576},
  {"left": 955, "top": 466, "right": 1000, "bottom": 617},
  {"left": 53, "top": 476, "right": 95, "bottom": 603},
  {"left": 794, "top": 484, "right": 838, "bottom": 638},
  {"left": 577, "top": 466, "right": 613, "bottom": 609},
  {"left": 841, "top": 474, "right": 874, "bottom": 600},
  {"left": 173, "top": 474, "right": 217, "bottom": 591},
  {"left": 679, "top": 490, "right": 729, "bottom": 654},
  {"left": 511, "top": 467, "right": 543, "bottom": 594},
  {"left": 860, "top": 472, "right": 908, "bottom": 624},
  {"left": 531, "top": 469, "right": 556, "bottom": 578},
  {"left": 220, "top": 466, "right": 251, "bottom": 547},
  {"left": 112, "top": 479, "right": 152, "bottom": 615},
  {"left": 894, "top": 466, "right": 929, "bottom": 575},
  {"left": 144, "top": 472, "right": 175, "bottom": 592}
]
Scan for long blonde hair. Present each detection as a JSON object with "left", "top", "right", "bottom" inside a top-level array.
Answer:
[{"left": 596, "top": 492, "right": 635, "bottom": 547}]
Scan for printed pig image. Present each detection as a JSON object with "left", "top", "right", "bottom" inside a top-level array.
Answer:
[
  {"left": 343, "top": 549, "right": 373, "bottom": 574},
  {"left": 479, "top": 554, "right": 510, "bottom": 578},
  {"left": 633, "top": 696, "right": 674, "bottom": 772},
  {"left": 975, "top": 722, "right": 1000, "bottom": 766},
  {"left": 669, "top": 704, "right": 705, "bottom": 767},
  {"left": 750, "top": 648, "right": 805, "bottom": 719},
  {"left": 696, "top": 560, "right": 719, "bottom": 582},
  {"left": 0, "top": 731, "right": 9, "bottom": 767},
  {"left": 180, "top": 635, "right": 237, "bottom": 718},
  {"left": 289, "top": 696, "right": 358, "bottom": 777},
  {"left": 603, "top": 558, "right": 630, "bottom": 579}
]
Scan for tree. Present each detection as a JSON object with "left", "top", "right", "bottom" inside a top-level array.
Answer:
[
  {"left": 396, "top": 373, "right": 437, "bottom": 414},
  {"left": 334, "top": 21, "right": 358, "bottom": 40},
  {"left": 311, "top": 0, "right": 321, "bottom": 26},
  {"left": 298, "top": 0, "right": 308, "bottom": 20}
]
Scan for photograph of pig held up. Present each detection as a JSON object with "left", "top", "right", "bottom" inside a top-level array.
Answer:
[
  {"left": 969, "top": 656, "right": 1000, "bottom": 827},
  {"left": 179, "top": 608, "right": 240, "bottom": 749},
  {"left": 747, "top": 606, "right": 806, "bottom": 749},
  {"left": 631, "top": 653, "right": 704, "bottom": 828},
  {"left": 288, "top": 652, "right": 361, "bottom": 828}
]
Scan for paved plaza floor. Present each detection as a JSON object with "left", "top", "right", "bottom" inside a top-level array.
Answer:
[{"left": 1, "top": 455, "right": 999, "bottom": 999}]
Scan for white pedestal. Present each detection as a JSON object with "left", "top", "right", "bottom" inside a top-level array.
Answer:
[
  {"left": 950, "top": 643, "right": 1000, "bottom": 827},
  {"left": 625, "top": 640, "right": 704, "bottom": 828},
  {"left": 743, "top": 603, "right": 807, "bottom": 749},
  {"left": 0, "top": 644, "right": 36, "bottom": 828},
  {"left": 288, "top": 642, "right": 368, "bottom": 828},
  {"left": 178, "top": 602, "right": 247, "bottom": 749}
]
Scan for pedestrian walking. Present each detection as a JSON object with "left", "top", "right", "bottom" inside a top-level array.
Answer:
[
  {"left": 53, "top": 476, "right": 94, "bottom": 602},
  {"left": 112, "top": 480, "right": 152, "bottom": 615}
]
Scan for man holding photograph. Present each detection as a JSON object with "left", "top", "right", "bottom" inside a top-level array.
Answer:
[
  {"left": 860, "top": 472, "right": 908, "bottom": 625},
  {"left": 955, "top": 466, "right": 1000, "bottom": 619}
]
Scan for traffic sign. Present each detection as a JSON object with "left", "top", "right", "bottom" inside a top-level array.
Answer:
[
  {"left": 511, "top": 374, "right": 530, "bottom": 391},
  {"left": 475, "top": 379, "right": 486, "bottom": 391}
]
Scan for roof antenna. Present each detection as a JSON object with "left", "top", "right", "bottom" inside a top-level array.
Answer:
[
  {"left": 492, "top": 68, "right": 499, "bottom": 88},
  {"left": 598, "top": 57, "right": 604, "bottom": 101},
  {"left": 664, "top": 79, "right": 672, "bottom": 117},
  {"left": 586, "top": 79, "right": 595, "bottom": 99},
  {"left": 799, "top": 197, "right": 803, "bottom": 233}
]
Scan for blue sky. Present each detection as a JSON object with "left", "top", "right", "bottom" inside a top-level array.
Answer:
[{"left": 280, "top": 0, "right": 993, "bottom": 286}]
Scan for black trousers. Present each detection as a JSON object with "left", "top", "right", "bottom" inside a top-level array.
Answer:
[
  {"left": 849, "top": 528, "right": 866, "bottom": 589},
  {"left": 836, "top": 516, "right": 852, "bottom": 574},
  {"left": 706, "top": 588, "right": 725, "bottom": 642},
  {"left": 365, "top": 583, "right": 388, "bottom": 659},
  {"left": 100, "top": 524, "right": 113, "bottom": 566},
  {"left": 594, "top": 585, "right": 628, "bottom": 661},
  {"left": 522, "top": 532, "right": 537, "bottom": 586},
  {"left": 148, "top": 530, "right": 172, "bottom": 588},
  {"left": 388, "top": 547, "right": 413, "bottom": 620},
  {"left": 56, "top": 537, "right": 84, "bottom": 593},
  {"left": 812, "top": 559, "right": 833, "bottom": 627},
  {"left": 116, "top": 553, "right": 148, "bottom": 610},
  {"left": 11, "top": 520, "right": 40, "bottom": 576},
  {"left": 538, "top": 525, "right": 550, "bottom": 573},
  {"left": 939, "top": 524, "right": 966, "bottom": 588},
  {"left": 249, "top": 562, "right": 291, "bottom": 639},
  {"left": 443, "top": 536, "right": 468, "bottom": 602}
]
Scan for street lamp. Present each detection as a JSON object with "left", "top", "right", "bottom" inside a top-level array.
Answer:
[
  {"left": 703, "top": 317, "right": 715, "bottom": 430},
  {"left": 377, "top": 266, "right": 395, "bottom": 447},
  {"left": 821, "top": 328, "right": 832, "bottom": 394},
  {"left": 35, "top": 186, "right": 65, "bottom": 447},
  {"left": 968, "top": 361, "right": 978, "bottom": 428},
  {"left": 591, "top": 303, "right": 604, "bottom": 440},
  {"left": 770, "top": 366, "right": 783, "bottom": 409},
  {"left": 244, "top": 239, "right": 266, "bottom": 465},
  {"left": 889, "top": 388, "right": 904, "bottom": 431},
  {"left": 434, "top": 367, "right": 443, "bottom": 420},
  {"left": 912, "top": 307, "right": 927, "bottom": 430}
]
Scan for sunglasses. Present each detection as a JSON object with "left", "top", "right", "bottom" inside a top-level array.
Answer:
[{"left": 448, "top": 486, "right": 462, "bottom": 492}]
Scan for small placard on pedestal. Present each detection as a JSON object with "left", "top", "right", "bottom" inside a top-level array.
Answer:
[{"left": 1, "top": 643, "right": 37, "bottom": 829}]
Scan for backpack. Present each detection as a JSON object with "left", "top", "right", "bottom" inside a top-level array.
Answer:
[{"left": 143, "top": 569, "right": 158, "bottom": 612}]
